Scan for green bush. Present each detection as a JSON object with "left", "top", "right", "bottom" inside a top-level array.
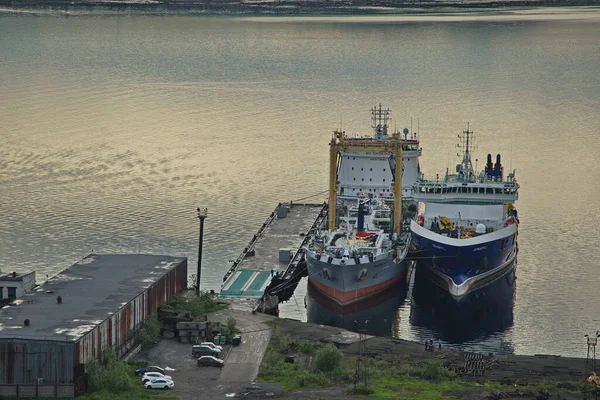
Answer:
[
  {"left": 166, "top": 291, "right": 224, "bottom": 317},
  {"left": 221, "top": 316, "right": 238, "bottom": 342},
  {"left": 399, "top": 360, "right": 457, "bottom": 381},
  {"left": 138, "top": 312, "right": 162, "bottom": 348},
  {"left": 315, "top": 344, "right": 343, "bottom": 373},
  {"left": 270, "top": 331, "right": 291, "bottom": 353},
  {"left": 288, "top": 338, "right": 315, "bottom": 354},
  {"left": 86, "top": 349, "right": 133, "bottom": 394}
]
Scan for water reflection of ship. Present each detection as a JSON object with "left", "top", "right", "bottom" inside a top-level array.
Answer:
[
  {"left": 306, "top": 279, "right": 408, "bottom": 337},
  {"left": 409, "top": 261, "right": 516, "bottom": 352}
]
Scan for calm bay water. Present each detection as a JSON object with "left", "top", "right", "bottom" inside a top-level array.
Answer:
[{"left": 1, "top": 8, "right": 600, "bottom": 357}]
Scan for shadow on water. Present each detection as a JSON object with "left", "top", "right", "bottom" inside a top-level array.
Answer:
[
  {"left": 408, "top": 261, "right": 516, "bottom": 354},
  {"left": 305, "top": 279, "right": 408, "bottom": 337}
]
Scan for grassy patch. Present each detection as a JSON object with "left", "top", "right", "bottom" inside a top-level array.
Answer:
[
  {"left": 165, "top": 291, "right": 227, "bottom": 318},
  {"left": 257, "top": 328, "right": 584, "bottom": 399},
  {"left": 80, "top": 350, "right": 174, "bottom": 399},
  {"left": 257, "top": 330, "right": 349, "bottom": 390}
]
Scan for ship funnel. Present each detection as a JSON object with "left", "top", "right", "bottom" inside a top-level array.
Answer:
[
  {"left": 487, "top": 154, "right": 493, "bottom": 171},
  {"left": 357, "top": 202, "right": 365, "bottom": 232},
  {"left": 495, "top": 154, "right": 501, "bottom": 171}
]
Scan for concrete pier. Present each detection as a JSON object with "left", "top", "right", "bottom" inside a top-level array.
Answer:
[{"left": 219, "top": 202, "right": 325, "bottom": 309}]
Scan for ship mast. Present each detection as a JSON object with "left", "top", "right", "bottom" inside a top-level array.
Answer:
[
  {"left": 371, "top": 104, "right": 391, "bottom": 140},
  {"left": 457, "top": 123, "right": 475, "bottom": 181}
]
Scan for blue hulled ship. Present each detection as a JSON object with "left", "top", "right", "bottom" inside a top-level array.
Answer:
[{"left": 410, "top": 125, "right": 519, "bottom": 300}]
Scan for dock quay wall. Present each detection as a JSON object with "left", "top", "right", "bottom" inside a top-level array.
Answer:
[
  {"left": 222, "top": 202, "right": 326, "bottom": 285},
  {"left": 258, "top": 202, "right": 328, "bottom": 313}
]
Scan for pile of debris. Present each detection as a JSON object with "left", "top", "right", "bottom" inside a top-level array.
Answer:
[{"left": 157, "top": 308, "right": 221, "bottom": 343}]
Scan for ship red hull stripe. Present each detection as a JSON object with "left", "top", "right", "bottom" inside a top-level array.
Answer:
[{"left": 308, "top": 274, "right": 403, "bottom": 306}]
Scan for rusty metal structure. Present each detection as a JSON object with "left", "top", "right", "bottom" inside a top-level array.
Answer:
[{"left": 0, "top": 254, "right": 187, "bottom": 398}]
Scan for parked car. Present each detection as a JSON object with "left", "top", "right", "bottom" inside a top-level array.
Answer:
[
  {"left": 197, "top": 356, "right": 224, "bottom": 368},
  {"left": 141, "top": 372, "right": 172, "bottom": 383},
  {"left": 135, "top": 366, "right": 165, "bottom": 376},
  {"left": 144, "top": 378, "right": 174, "bottom": 390},
  {"left": 192, "top": 345, "right": 221, "bottom": 357},
  {"left": 200, "top": 342, "right": 223, "bottom": 351}
]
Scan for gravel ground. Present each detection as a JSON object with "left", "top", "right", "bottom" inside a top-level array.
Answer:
[{"left": 135, "top": 308, "right": 280, "bottom": 399}]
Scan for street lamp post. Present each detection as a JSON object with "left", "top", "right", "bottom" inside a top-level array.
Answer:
[{"left": 196, "top": 207, "right": 208, "bottom": 296}]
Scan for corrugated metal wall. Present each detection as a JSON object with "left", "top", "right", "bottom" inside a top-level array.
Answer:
[
  {"left": 74, "top": 259, "right": 187, "bottom": 365},
  {"left": 0, "top": 340, "right": 74, "bottom": 384}
]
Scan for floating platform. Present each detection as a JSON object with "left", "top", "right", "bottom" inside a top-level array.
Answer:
[{"left": 219, "top": 203, "right": 325, "bottom": 300}]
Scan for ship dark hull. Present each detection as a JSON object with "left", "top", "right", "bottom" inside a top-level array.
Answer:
[
  {"left": 306, "top": 250, "right": 408, "bottom": 306},
  {"left": 410, "top": 261, "right": 516, "bottom": 347},
  {"left": 410, "top": 220, "right": 518, "bottom": 299}
]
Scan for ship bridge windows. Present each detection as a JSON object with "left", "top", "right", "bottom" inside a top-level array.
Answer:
[{"left": 486, "top": 188, "right": 493, "bottom": 194}]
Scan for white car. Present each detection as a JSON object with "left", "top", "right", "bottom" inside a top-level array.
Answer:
[
  {"left": 141, "top": 372, "right": 172, "bottom": 383},
  {"left": 200, "top": 342, "right": 223, "bottom": 351},
  {"left": 144, "top": 378, "right": 174, "bottom": 390}
]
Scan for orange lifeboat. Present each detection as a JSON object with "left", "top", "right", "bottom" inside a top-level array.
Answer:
[{"left": 417, "top": 215, "right": 425, "bottom": 226}]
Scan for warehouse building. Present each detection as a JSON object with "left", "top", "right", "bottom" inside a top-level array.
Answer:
[{"left": 0, "top": 254, "right": 187, "bottom": 398}]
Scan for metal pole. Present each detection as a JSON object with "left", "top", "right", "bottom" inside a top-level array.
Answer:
[{"left": 196, "top": 208, "right": 208, "bottom": 296}]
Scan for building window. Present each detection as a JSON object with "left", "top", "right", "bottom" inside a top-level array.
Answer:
[
  {"left": 369, "top": 178, "right": 372, "bottom": 181},
  {"left": 383, "top": 179, "right": 386, "bottom": 182},
  {"left": 361, "top": 168, "right": 364, "bottom": 171},
  {"left": 362, "top": 178, "right": 364, "bottom": 181},
  {"left": 353, "top": 178, "right": 356, "bottom": 181},
  {"left": 7, "top": 287, "right": 17, "bottom": 300},
  {"left": 370, "top": 168, "right": 372, "bottom": 171},
  {"left": 351, "top": 167, "right": 354, "bottom": 170}
]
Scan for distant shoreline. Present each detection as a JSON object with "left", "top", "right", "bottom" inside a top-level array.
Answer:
[{"left": 2, "top": 1, "right": 600, "bottom": 16}]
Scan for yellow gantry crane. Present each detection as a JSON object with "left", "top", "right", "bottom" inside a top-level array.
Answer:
[{"left": 328, "top": 129, "right": 404, "bottom": 235}]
